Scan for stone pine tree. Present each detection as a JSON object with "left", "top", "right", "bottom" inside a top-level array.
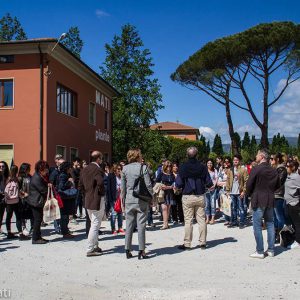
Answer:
[
  {"left": 242, "top": 132, "right": 251, "bottom": 150},
  {"left": 233, "top": 132, "right": 241, "bottom": 155},
  {"left": 250, "top": 135, "right": 257, "bottom": 158},
  {"left": 61, "top": 26, "right": 83, "bottom": 58},
  {"left": 100, "top": 24, "right": 163, "bottom": 161},
  {"left": 212, "top": 134, "right": 224, "bottom": 155},
  {"left": 171, "top": 22, "right": 300, "bottom": 149},
  {"left": 0, "top": 13, "right": 27, "bottom": 41}
]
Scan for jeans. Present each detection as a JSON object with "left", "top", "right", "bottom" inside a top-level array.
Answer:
[
  {"left": 6, "top": 203, "right": 22, "bottom": 233},
  {"left": 252, "top": 207, "right": 275, "bottom": 254},
  {"left": 231, "top": 194, "right": 246, "bottom": 225},
  {"left": 205, "top": 190, "right": 216, "bottom": 217},
  {"left": 31, "top": 206, "right": 43, "bottom": 241},
  {"left": 110, "top": 208, "right": 123, "bottom": 231},
  {"left": 87, "top": 197, "right": 105, "bottom": 252},
  {"left": 274, "top": 198, "right": 286, "bottom": 230},
  {"left": 60, "top": 214, "right": 69, "bottom": 235}
]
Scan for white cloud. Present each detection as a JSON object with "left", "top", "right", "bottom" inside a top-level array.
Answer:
[
  {"left": 95, "top": 9, "right": 110, "bottom": 18},
  {"left": 199, "top": 126, "right": 215, "bottom": 142}
]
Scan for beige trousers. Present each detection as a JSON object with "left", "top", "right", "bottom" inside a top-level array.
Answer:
[{"left": 182, "top": 195, "right": 207, "bottom": 247}]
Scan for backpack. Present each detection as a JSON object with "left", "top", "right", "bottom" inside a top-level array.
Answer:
[{"left": 4, "top": 180, "right": 20, "bottom": 204}]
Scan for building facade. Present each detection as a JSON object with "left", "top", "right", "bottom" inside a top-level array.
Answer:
[
  {"left": 150, "top": 121, "right": 200, "bottom": 141},
  {"left": 0, "top": 39, "right": 118, "bottom": 168}
]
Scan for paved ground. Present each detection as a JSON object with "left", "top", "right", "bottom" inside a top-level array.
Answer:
[{"left": 1, "top": 217, "right": 300, "bottom": 300}]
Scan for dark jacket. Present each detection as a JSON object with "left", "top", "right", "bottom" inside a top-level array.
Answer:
[
  {"left": 58, "top": 172, "right": 76, "bottom": 215},
  {"left": 79, "top": 163, "right": 105, "bottom": 210},
  {"left": 49, "top": 167, "right": 59, "bottom": 188},
  {"left": 176, "top": 158, "right": 213, "bottom": 195},
  {"left": 246, "top": 162, "right": 281, "bottom": 209},
  {"left": 70, "top": 168, "right": 81, "bottom": 189},
  {"left": 107, "top": 173, "right": 117, "bottom": 206},
  {"left": 274, "top": 164, "right": 287, "bottom": 199},
  {"left": 27, "top": 172, "right": 48, "bottom": 208}
]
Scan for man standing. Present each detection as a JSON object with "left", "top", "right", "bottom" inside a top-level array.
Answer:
[
  {"left": 246, "top": 149, "right": 280, "bottom": 259},
  {"left": 226, "top": 155, "right": 249, "bottom": 229},
  {"left": 175, "top": 147, "right": 213, "bottom": 250},
  {"left": 79, "top": 151, "right": 105, "bottom": 257}
]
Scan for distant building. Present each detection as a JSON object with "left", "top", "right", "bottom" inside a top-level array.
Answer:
[
  {"left": 0, "top": 38, "right": 118, "bottom": 167},
  {"left": 150, "top": 121, "right": 200, "bottom": 141}
]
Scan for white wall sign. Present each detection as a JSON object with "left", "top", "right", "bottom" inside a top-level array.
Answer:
[{"left": 96, "top": 130, "right": 110, "bottom": 143}]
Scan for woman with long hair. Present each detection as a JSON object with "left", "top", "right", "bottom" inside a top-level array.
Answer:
[
  {"left": 18, "top": 163, "right": 33, "bottom": 235},
  {"left": 171, "top": 162, "right": 184, "bottom": 224},
  {"left": 205, "top": 159, "right": 218, "bottom": 224},
  {"left": 5, "top": 165, "right": 30, "bottom": 240},
  {"left": 156, "top": 160, "right": 176, "bottom": 230},
  {"left": 26, "top": 160, "right": 50, "bottom": 244},
  {"left": 0, "top": 161, "right": 9, "bottom": 235},
  {"left": 121, "top": 149, "right": 153, "bottom": 259}
]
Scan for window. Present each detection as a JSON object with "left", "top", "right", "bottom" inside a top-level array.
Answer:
[
  {"left": 89, "top": 102, "right": 96, "bottom": 125},
  {"left": 56, "top": 84, "right": 77, "bottom": 117},
  {"left": 0, "top": 144, "right": 14, "bottom": 167},
  {"left": 96, "top": 90, "right": 101, "bottom": 104},
  {"left": 0, "top": 79, "right": 13, "bottom": 108},
  {"left": 104, "top": 111, "right": 109, "bottom": 130},
  {"left": 56, "top": 145, "right": 66, "bottom": 160},
  {"left": 70, "top": 148, "right": 78, "bottom": 162},
  {"left": 0, "top": 55, "right": 14, "bottom": 64},
  {"left": 103, "top": 153, "right": 109, "bottom": 163}
]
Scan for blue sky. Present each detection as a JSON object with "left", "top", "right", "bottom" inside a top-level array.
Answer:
[{"left": 1, "top": 0, "right": 300, "bottom": 142}]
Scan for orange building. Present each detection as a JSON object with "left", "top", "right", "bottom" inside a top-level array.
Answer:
[
  {"left": 0, "top": 39, "right": 118, "bottom": 168},
  {"left": 150, "top": 121, "right": 200, "bottom": 141}
]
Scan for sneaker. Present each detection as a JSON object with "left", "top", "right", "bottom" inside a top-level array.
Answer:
[
  {"left": 118, "top": 228, "right": 125, "bottom": 234},
  {"left": 41, "top": 221, "right": 47, "bottom": 227},
  {"left": 7, "top": 233, "right": 18, "bottom": 239},
  {"left": 177, "top": 244, "right": 191, "bottom": 251},
  {"left": 86, "top": 250, "right": 102, "bottom": 257},
  {"left": 22, "top": 228, "right": 30, "bottom": 236},
  {"left": 288, "top": 241, "right": 300, "bottom": 249},
  {"left": 228, "top": 223, "right": 238, "bottom": 228},
  {"left": 239, "top": 224, "right": 247, "bottom": 229},
  {"left": 19, "top": 234, "right": 31, "bottom": 241},
  {"left": 32, "top": 239, "right": 48, "bottom": 244},
  {"left": 199, "top": 244, "right": 207, "bottom": 250},
  {"left": 63, "top": 233, "right": 74, "bottom": 239},
  {"left": 70, "top": 219, "right": 79, "bottom": 225},
  {"left": 94, "top": 247, "right": 102, "bottom": 253},
  {"left": 249, "top": 251, "right": 265, "bottom": 259},
  {"left": 265, "top": 250, "right": 275, "bottom": 257},
  {"left": 112, "top": 230, "right": 118, "bottom": 235}
]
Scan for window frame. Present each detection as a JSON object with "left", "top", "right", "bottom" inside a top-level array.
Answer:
[
  {"left": 0, "top": 78, "right": 14, "bottom": 109},
  {"left": 56, "top": 145, "right": 66, "bottom": 160},
  {"left": 70, "top": 147, "right": 79, "bottom": 162},
  {"left": 89, "top": 102, "right": 96, "bottom": 126},
  {"left": 0, "top": 143, "right": 14, "bottom": 166},
  {"left": 56, "top": 83, "right": 78, "bottom": 118}
]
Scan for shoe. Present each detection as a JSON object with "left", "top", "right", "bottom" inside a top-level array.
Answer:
[
  {"left": 224, "top": 222, "right": 230, "bottom": 226},
  {"left": 265, "top": 250, "right": 275, "bottom": 257},
  {"left": 118, "top": 228, "right": 125, "bottom": 234},
  {"left": 22, "top": 228, "right": 30, "bottom": 236},
  {"left": 41, "top": 221, "right": 47, "bottom": 227},
  {"left": 126, "top": 250, "right": 133, "bottom": 259},
  {"left": 7, "top": 233, "right": 18, "bottom": 239},
  {"left": 138, "top": 250, "right": 149, "bottom": 259},
  {"left": 94, "top": 247, "right": 102, "bottom": 253},
  {"left": 63, "top": 233, "right": 74, "bottom": 239},
  {"left": 19, "top": 234, "right": 31, "bottom": 241},
  {"left": 228, "top": 223, "right": 238, "bottom": 228},
  {"left": 0, "top": 230, "right": 6, "bottom": 237},
  {"left": 87, "top": 250, "right": 102, "bottom": 257},
  {"left": 112, "top": 230, "right": 118, "bottom": 235},
  {"left": 209, "top": 220, "right": 215, "bottom": 225},
  {"left": 239, "top": 224, "right": 247, "bottom": 229},
  {"left": 177, "top": 244, "right": 191, "bottom": 251},
  {"left": 70, "top": 219, "right": 79, "bottom": 225},
  {"left": 173, "top": 221, "right": 178, "bottom": 225},
  {"left": 32, "top": 239, "right": 48, "bottom": 244},
  {"left": 160, "top": 225, "right": 169, "bottom": 230},
  {"left": 42, "top": 238, "right": 49, "bottom": 242},
  {"left": 249, "top": 251, "right": 265, "bottom": 259},
  {"left": 199, "top": 244, "right": 207, "bottom": 250},
  {"left": 288, "top": 241, "right": 300, "bottom": 249},
  {"left": 205, "top": 219, "right": 209, "bottom": 224}
]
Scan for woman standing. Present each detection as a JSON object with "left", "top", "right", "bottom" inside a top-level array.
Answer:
[
  {"left": 271, "top": 153, "right": 288, "bottom": 242},
  {"left": 121, "top": 149, "right": 153, "bottom": 259},
  {"left": 26, "top": 160, "right": 50, "bottom": 244},
  {"left": 57, "top": 161, "right": 77, "bottom": 239},
  {"left": 156, "top": 160, "right": 176, "bottom": 230},
  {"left": 107, "top": 164, "right": 124, "bottom": 234},
  {"left": 171, "top": 162, "right": 184, "bottom": 224},
  {"left": 18, "top": 163, "right": 33, "bottom": 236},
  {"left": 205, "top": 159, "right": 218, "bottom": 224},
  {"left": 0, "top": 161, "right": 9, "bottom": 236},
  {"left": 284, "top": 160, "right": 300, "bottom": 249}
]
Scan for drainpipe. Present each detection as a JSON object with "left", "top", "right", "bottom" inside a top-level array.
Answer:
[{"left": 38, "top": 44, "right": 44, "bottom": 160}]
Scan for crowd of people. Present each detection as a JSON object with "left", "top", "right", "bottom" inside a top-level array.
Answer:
[{"left": 0, "top": 147, "right": 299, "bottom": 259}]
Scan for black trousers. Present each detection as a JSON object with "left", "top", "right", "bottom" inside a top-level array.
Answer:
[
  {"left": 31, "top": 206, "right": 43, "bottom": 241},
  {"left": 0, "top": 201, "right": 6, "bottom": 229},
  {"left": 171, "top": 194, "right": 184, "bottom": 223},
  {"left": 288, "top": 203, "right": 300, "bottom": 243},
  {"left": 6, "top": 203, "right": 22, "bottom": 232}
]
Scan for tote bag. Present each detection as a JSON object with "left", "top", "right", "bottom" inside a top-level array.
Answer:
[
  {"left": 43, "top": 187, "right": 61, "bottom": 223},
  {"left": 220, "top": 193, "right": 232, "bottom": 217}
]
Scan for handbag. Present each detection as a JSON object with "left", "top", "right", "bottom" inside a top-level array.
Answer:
[
  {"left": 53, "top": 187, "right": 64, "bottom": 208},
  {"left": 60, "top": 187, "right": 78, "bottom": 199},
  {"left": 114, "top": 195, "right": 122, "bottom": 213},
  {"left": 133, "top": 164, "right": 152, "bottom": 202},
  {"left": 220, "top": 193, "right": 232, "bottom": 217},
  {"left": 43, "top": 187, "right": 61, "bottom": 223}
]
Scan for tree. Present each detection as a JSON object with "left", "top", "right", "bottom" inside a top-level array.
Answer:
[
  {"left": 61, "top": 26, "right": 83, "bottom": 58},
  {"left": 212, "top": 134, "right": 224, "bottom": 155},
  {"left": 0, "top": 13, "right": 27, "bottom": 41},
  {"left": 171, "top": 22, "right": 300, "bottom": 149},
  {"left": 206, "top": 141, "right": 211, "bottom": 156},
  {"left": 270, "top": 133, "right": 289, "bottom": 154},
  {"left": 233, "top": 132, "right": 241, "bottom": 155},
  {"left": 100, "top": 24, "right": 163, "bottom": 161},
  {"left": 242, "top": 132, "right": 251, "bottom": 151}
]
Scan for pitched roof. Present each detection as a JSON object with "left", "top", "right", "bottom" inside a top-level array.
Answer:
[{"left": 150, "top": 121, "right": 199, "bottom": 131}]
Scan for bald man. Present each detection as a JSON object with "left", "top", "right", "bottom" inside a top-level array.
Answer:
[{"left": 79, "top": 151, "right": 105, "bottom": 257}]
